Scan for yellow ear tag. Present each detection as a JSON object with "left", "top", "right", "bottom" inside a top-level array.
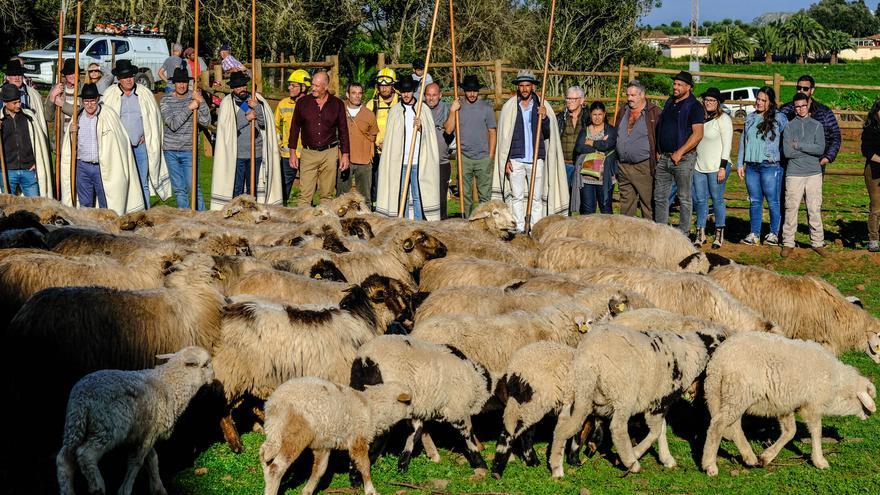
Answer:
[
  {"left": 874, "top": 345, "right": 880, "bottom": 353},
  {"left": 578, "top": 322, "right": 590, "bottom": 334},
  {"left": 314, "top": 274, "right": 322, "bottom": 280},
  {"left": 218, "top": 272, "right": 225, "bottom": 281},
  {"left": 616, "top": 303, "right": 627, "bottom": 313}
]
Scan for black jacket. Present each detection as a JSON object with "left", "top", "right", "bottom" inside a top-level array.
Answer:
[{"left": 1, "top": 110, "right": 36, "bottom": 170}]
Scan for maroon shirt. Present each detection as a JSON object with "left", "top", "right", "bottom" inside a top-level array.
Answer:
[{"left": 288, "top": 93, "right": 350, "bottom": 154}]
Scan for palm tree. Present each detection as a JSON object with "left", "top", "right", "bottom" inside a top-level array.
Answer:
[
  {"left": 780, "top": 13, "right": 826, "bottom": 64},
  {"left": 707, "top": 26, "right": 755, "bottom": 64},
  {"left": 754, "top": 23, "right": 781, "bottom": 63},
  {"left": 825, "top": 29, "right": 855, "bottom": 64}
]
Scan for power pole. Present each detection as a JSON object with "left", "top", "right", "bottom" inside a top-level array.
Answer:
[{"left": 690, "top": 0, "right": 700, "bottom": 79}]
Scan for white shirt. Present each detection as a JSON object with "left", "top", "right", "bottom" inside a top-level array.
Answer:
[
  {"left": 402, "top": 102, "right": 421, "bottom": 165},
  {"left": 696, "top": 113, "right": 733, "bottom": 173},
  {"left": 347, "top": 106, "right": 361, "bottom": 118}
]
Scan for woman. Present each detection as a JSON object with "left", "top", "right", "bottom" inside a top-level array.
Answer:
[
  {"left": 693, "top": 88, "right": 733, "bottom": 249},
  {"left": 861, "top": 99, "right": 880, "bottom": 252},
  {"left": 736, "top": 86, "right": 788, "bottom": 246},
  {"left": 573, "top": 101, "right": 617, "bottom": 214}
]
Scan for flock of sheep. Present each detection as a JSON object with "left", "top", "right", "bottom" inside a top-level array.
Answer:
[{"left": 0, "top": 191, "right": 877, "bottom": 495}]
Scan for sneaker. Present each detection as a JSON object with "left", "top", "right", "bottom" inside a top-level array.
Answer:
[
  {"left": 764, "top": 233, "right": 779, "bottom": 246},
  {"left": 869, "top": 240, "right": 880, "bottom": 253},
  {"left": 780, "top": 246, "right": 794, "bottom": 258},
  {"left": 741, "top": 233, "right": 760, "bottom": 245},
  {"left": 812, "top": 245, "right": 828, "bottom": 257}
]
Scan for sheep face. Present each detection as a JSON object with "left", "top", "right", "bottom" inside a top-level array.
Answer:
[
  {"left": 469, "top": 201, "right": 517, "bottom": 240},
  {"left": 399, "top": 230, "right": 447, "bottom": 264},
  {"left": 116, "top": 211, "right": 152, "bottom": 231},
  {"left": 224, "top": 195, "right": 270, "bottom": 223},
  {"left": 361, "top": 274, "right": 415, "bottom": 332},
  {"left": 341, "top": 217, "right": 375, "bottom": 240},
  {"left": 332, "top": 192, "right": 370, "bottom": 218},
  {"left": 157, "top": 346, "right": 215, "bottom": 385},
  {"left": 308, "top": 259, "right": 348, "bottom": 282},
  {"left": 867, "top": 333, "right": 880, "bottom": 364},
  {"left": 826, "top": 374, "right": 876, "bottom": 420}
]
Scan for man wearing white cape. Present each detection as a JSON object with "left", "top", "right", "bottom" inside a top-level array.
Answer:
[
  {"left": 0, "top": 83, "right": 52, "bottom": 197},
  {"left": 375, "top": 77, "right": 440, "bottom": 220},
  {"left": 210, "top": 71, "right": 282, "bottom": 210},
  {"left": 491, "top": 70, "right": 568, "bottom": 232},
  {"left": 59, "top": 83, "right": 145, "bottom": 214},
  {"left": 101, "top": 60, "right": 172, "bottom": 208}
]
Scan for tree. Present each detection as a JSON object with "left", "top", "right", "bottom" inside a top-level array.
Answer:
[
  {"left": 780, "top": 13, "right": 827, "bottom": 63},
  {"left": 707, "top": 25, "right": 754, "bottom": 64},
  {"left": 825, "top": 29, "right": 856, "bottom": 64},
  {"left": 753, "top": 23, "right": 782, "bottom": 63},
  {"left": 808, "top": 0, "right": 880, "bottom": 38}
]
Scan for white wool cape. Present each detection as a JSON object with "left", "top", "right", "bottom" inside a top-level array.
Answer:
[
  {"left": 101, "top": 83, "right": 172, "bottom": 201},
  {"left": 491, "top": 96, "right": 569, "bottom": 218},
  {"left": 375, "top": 102, "right": 440, "bottom": 221},
  {"left": 210, "top": 93, "right": 282, "bottom": 210},
  {"left": 60, "top": 106, "right": 146, "bottom": 214}
]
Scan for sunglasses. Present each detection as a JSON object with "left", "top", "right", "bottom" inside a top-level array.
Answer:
[
  {"left": 796, "top": 85, "right": 812, "bottom": 92},
  {"left": 794, "top": 104, "right": 809, "bottom": 109},
  {"left": 88, "top": 70, "right": 101, "bottom": 73}
]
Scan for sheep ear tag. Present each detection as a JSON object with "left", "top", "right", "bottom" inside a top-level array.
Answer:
[
  {"left": 397, "top": 393, "right": 412, "bottom": 404},
  {"left": 156, "top": 353, "right": 174, "bottom": 361},
  {"left": 337, "top": 207, "right": 347, "bottom": 216},
  {"left": 578, "top": 321, "right": 590, "bottom": 334},
  {"left": 314, "top": 273, "right": 322, "bottom": 280},
  {"left": 616, "top": 303, "right": 627, "bottom": 313},
  {"left": 403, "top": 239, "right": 415, "bottom": 252}
]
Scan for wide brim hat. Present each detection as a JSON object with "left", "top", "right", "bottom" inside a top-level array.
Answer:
[
  {"left": 395, "top": 77, "right": 417, "bottom": 93},
  {"left": 460, "top": 74, "right": 483, "bottom": 91},
  {"left": 228, "top": 71, "right": 250, "bottom": 89},
  {"left": 170, "top": 67, "right": 191, "bottom": 83},
  {"left": 112, "top": 59, "right": 138, "bottom": 78},
  {"left": 61, "top": 58, "right": 76, "bottom": 76},
  {"left": 80, "top": 83, "right": 100, "bottom": 100},
  {"left": 700, "top": 87, "right": 725, "bottom": 103},
  {"left": 511, "top": 69, "right": 538, "bottom": 85},
  {"left": 671, "top": 70, "right": 695, "bottom": 87},
  {"left": 5, "top": 59, "right": 25, "bottom": 77},
  {"left": 1, "top": 83, "right": 20, "bottom": 102}
]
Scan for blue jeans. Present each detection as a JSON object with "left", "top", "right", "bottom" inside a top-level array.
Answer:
[
  {"left": 281, "top": 156, "right": 298, "bottom": 206},
  {"left": 4, "top": 169, "right": 40, "bottom": 196},
  {"left": 399, "top": 162, "right": 423, "bottom": 220},
  {"left": 132, "top": 142, "right": 150, "bottom": 209},
  {"left": 692, "top": 165, "right": 730, "bottom": 229},
  {"left": 164, "top": 150, "right": 205, "bottom": 210},
  {"left": 580, "top": 183, "right": 612, "bottom": 214},
  {"left": 744, "top": 161, "right": 782, "bottom": 236},
  {"left": 654, "top": 152, "right": 697, "bottom": 234},
  {"left": 76, "top": 160, "right": 107, "bottom": 208},
  {"left": 565, "top": 163, "right": 575, "bottom": 187},
  {"left": 233, "top": 157, "right": 263, "bottom": 198}
]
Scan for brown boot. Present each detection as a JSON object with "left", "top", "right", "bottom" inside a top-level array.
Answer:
[{"left": 781, "top": 246, "right": 794, "bottom": 258}]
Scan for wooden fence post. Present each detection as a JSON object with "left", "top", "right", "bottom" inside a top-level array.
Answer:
[
  {"left": 377, "top": 52, "right": 386, "bottom": 69},
  {"left": 254, "top": 58, "right": 263, "bottom": 93},
  {"left": 494, "top": 59, "right": 504, "bottom": 108},
  {"left": 327, "top": 55, "right": 340, "bottom": 95},
  {"left": 214, "top": 64, "right": 223, "bottom": 87},
  {"left": 627, "top": 65, "right": 636, "bottom": 82},
  {"left": 773, "top": 72, "right": 783, "bottom": 100},
  {"left": 280, "top": 52, "right": 285, "bottom": 86}
]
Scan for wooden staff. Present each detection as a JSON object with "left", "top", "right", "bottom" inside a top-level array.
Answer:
[
  {"left": 249, "top": 0, "right": 256, "bottom": 196},
  {"left": 70, "top": 1, "right": 82, "bottom": 207},
  {"left": 613, "top": 57, "right": 624, "bottom": 122},
  {"left": 191, "top": 0, "right": 200, "bottom": 210},
  {"left": 523, "top": 0, "right": 557, "bottom": 235},
  {"left": 54, "top": 4, "right": 65, "bottom": 199},
  {"left": 449, "top": 0, "right": 465, "bottom": 217},
  {"left": 398, "top": 0, "right": 441, "bottom": 218}
]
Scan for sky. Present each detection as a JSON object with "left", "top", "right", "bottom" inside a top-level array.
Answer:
[{"left": 642, "top": 0, "right": 879, "bottom": 26}]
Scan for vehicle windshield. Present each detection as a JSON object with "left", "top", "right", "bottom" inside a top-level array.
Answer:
[{"left": 43, "top": 37, "right": 91, "bottom": 53}]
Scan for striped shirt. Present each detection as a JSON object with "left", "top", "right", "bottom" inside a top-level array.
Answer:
[
  {"left": 78, "top": 110, "right": 100, "bottom": 163},
  {"left": 160, "top": 91, "right": 211, "bottom": 151}
]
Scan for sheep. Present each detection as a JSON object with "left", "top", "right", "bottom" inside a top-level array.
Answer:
[
  {"left": 341, "top": 217, "right": 375, "bottom": 240},
  {"left": 260, "top": 377, "right": 412, "bottom": 495},
  {"left": 212, "top": 255, "right": 281, "bottom": 293},
  {"left": 201, "top": 194, "right": 270, "bottom": 224},
  {"left": 701, "top": 332, "right": 877, "bottom": 476},
  {"left": 548, "top": 324, "right": 728, "bottom": 478},
  {"left": 0, "top": 209, "right": 49, "bottom": 234},
  {"left": 178, "top": 231, "right": 254, "bottom": 257},
  {"left": 350, "top": 335, "right": 497, "bottom": 476},
  {"left": 612, "top": 308, "right": 733, "bottom": 335},
  {"left": 529, "top": 214, "right": 568, "bottom": 242},
  {"left": 1, "top": 203, "right": 117, "bottom": 232},
  {"left": 115, "top": 205, "right": 196, "bottom": 231},
  {"left": 47, "top": 227, "right": 162, "bottom": 260},
  {"left": 327, "top": 190, "right": 371, "bottom": 218},
  {"left": 568, "top": 267, "right": 777, "bottom": 333},
  {"left": 533, "top": 237, "right": 666, "bottom": 272},
  {"left": 265, "top": 202, "right": 334, "bottom": 224},
  {"left": 418, "top": 256, "right": 545, "bottom": 292},
  {"left": 0, "top": 227, "right": 48, "bottom": 249},
  {"left": 228, "top": 268, "right": 350, "bottom": 305},
  {"left": 411, "top": 302, "right": 595, "bottom": 374},
  {"left": 708, "top": 263, "right": 880, "bottom": 361},
  {"left": 212, "top": 274, "right": 414, "bottom": 453},
  {"left": 56, "top": 346, "right": 214, "bottom": 495}
]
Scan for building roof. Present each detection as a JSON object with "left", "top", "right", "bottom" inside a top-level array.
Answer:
[{"left": 641, "top": 29, "right": 669, "bottom": 40}]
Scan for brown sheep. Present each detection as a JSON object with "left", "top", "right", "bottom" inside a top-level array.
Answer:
[
  {"left": 418, "top": 256, "right": 546, "bottom": 292},
  {"left": 327, "top": 191, "right": 371, "bottom": 218},
  {"left": 48, "top": 227, "right": 163, "bottom": 260},
  {"left": 228, "top": 269, "right": 351, "bottom": 305},
  {"left": 534, "top": 237, "right": 665, "bottom": 272}
]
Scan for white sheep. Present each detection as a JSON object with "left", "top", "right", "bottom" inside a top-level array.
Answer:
[
  {"left": 418, "top": 256, "right": 547, "bottom": 292},
  {"left": 56, "top": 346, "right": 214, "bottom": 495},
  {"left": 534, "top": 237, "right": 668, "bottom": 272},
  {"left": 701, "top": 331, "right": 877, "bottom": 475},
  {"left": 260, "top": 377, "right": 412, "bottom": 495}
]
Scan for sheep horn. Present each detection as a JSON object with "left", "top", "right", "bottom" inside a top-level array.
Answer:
[{"left": 858, "top": 391, "right": 876, "bottom": 413}]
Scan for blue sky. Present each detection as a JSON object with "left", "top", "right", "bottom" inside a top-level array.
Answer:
[{"left": 642, "top": 0, "right": 880, "bottom": 26}]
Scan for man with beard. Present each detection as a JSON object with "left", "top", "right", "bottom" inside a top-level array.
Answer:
[
  {"left": 449, "top": 74, "right": 496, "bottom": 216},
  {"left": 274, "top": 69, "right": 310, "bottom": 205},
  {"left": 366, "top": 68, "right": 399, "bottom": 207}
]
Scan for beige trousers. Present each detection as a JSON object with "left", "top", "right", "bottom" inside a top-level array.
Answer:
[
  {"left": 298, "top": 147, "right": 338, "bottom": 206},
  {"left": 781, "top": 174, "right": 824, "bottom": 248}
]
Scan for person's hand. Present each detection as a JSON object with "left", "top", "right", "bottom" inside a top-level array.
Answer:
[
  {"left": 248, "top": 98, "right": 258, "bottom": 109},
  {"left": 736, "top": 166, "right": 745, "bottom": 180},
  {"left": 505, "top": 160, "right": 513, "bottom": 175},
  {"left": 820, "top": 157, "right": 830, "bottom": 166},
  {"left": 377, "top": 140, "right": 384, "bottom": 151},
  {"left": 450, "top": 98, "right": 461, "bottom": 113},
  {"left": 671, "top": 150, "right": 683, "bottom": 165},
  {"left": 192, "top": 90, "right": 204, "bottom": 104},
  {"left": 138, "top": 136, "right": 145, "bottom": 145},
  {"left": 792, "top": 139, "right": 800, "bottom": 150},
  {"left": 717, "top": 167, "right": 727, "bottom": 184},
  {"left": 289, "top": 155, "right": 299, "bottom": 169},
  {"left": 413, "top": 118, "right": 422, "bottom": 133},
  {"left": 585, "top": 139, "right": 594, "bottom": 147},
  {"left": 69, "top": 119, "right": 78, "bottom": 133},
  {"left": 49, "top": 84, "right": 62, "bottom": 100},
  {"left": 245, "top": 110, "right": 256, "bottom": 122},
  {"left": 339, "top": 154, "right": 350, "bottom": 172},
  {"left": 188, "top": 99, "right": 199, "bottom": 111},
  {"left": 538, "top": 105, "right": 546, "bottom": 120}
]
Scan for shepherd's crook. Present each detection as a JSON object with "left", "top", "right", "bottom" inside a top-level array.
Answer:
[
  {"left": 249, "top": 0, "right": 257, "bottom": 196},
  {"left": 523, "top": 0, "right": 557, "bottom": 235},
  {"left": 69, "top": 1, "right": 82, "bottom": 208},
  {"left": 54, "top": 3, "right": 65, "bottom": 199},
  {"left": 449, "top": 0, "right": 466, "bottom": 217},
  {"left": 398, "top": 0, "right": 441, "bottom": 218},
  {"left": 191, "top": 0, "right": 200, "bottom": 210}
]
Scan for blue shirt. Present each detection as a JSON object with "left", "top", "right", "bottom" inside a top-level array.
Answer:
[
  {"left": 119, "top": 88, "right": 145, "bottom": 146},
  {"left": 519, "top": 98, "right": 534, "bottom": 163},
  {"left": 657, "top": 93, "right": 704, "bottom": 153}
]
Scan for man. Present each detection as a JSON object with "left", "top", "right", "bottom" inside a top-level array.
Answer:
[
  {"left": 424, "top": 82, "right": 454, "bottom": 218},
  {"left": 366, "top": 68, "right": 399, "bottom": 206},
  {"left": 375, "top": 77, "right": 441, "bottom": 220},
  {"left": 211, "top": 71, "right": 282, "bottom": 208},
  {"left": 59, "top": 83, "right": 144, "bottom": 213},
  {"left": 449, "top": 75, "right": 496, "bottom": 216},
  {"left": 158, "top": 43, "right": 185, "bottom": 93},
  {"left": 275, "top": 69, "right": 310, "bottom": 205},
  {"left": 491, "top": 70, "right": 568, "bottom": 232},
  {"left": 654, "top": 71, "right": 704, "bottom": 234},
  {"left": 780, "top": 75, "right": 841, "bottom": 168},
  {"left": 183, "top": 47, "right": 209, "bottom": 90},
  {"left": 0, "top": 83, "right": 52, "bottom": 196},
  {"left": 615, "top": 80, "right": 661, "bottom": 219},
  {"left": 781, "top": 93, "right": 826, "bottom": 258},
  {"left": 4, "top": 59, "right": 48, "bottom": 136},
  {"left": 288, "top": 71, "right": 350, "bottom": 206},
  {"left": 219, "top": 44, "right": 246, "bottom": 75},
  {"left": 101, "top": 59, "right": 171, "bottom": 209},
  {"left": 340, "top": 82, "right": 378, "bottom": 201},
  {"left": 557, "top": 85, "right": 585, "bottom": 197},
  {"left": 160, "top": 68, "right": 210, "bottom": 209},
  {"left": 45, "top": 59, "right": 78, "bottom": 139},
  {"left": 411, "top": 59, "right": 433, "bottom": 101}
]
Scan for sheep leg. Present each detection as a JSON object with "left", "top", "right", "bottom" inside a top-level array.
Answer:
[
  {"left": 517, "top": 426, "right": 540, "bottom": 467},
  {"left": 350, "top": 437, "right": 378, "bottom": 495},
  {"left": 452, "top": 419, "right": 487, "bottom": 478},
  {"left": 145, "top": 448, "right": 168, "bottom": 495},
  {"left": 420, "top": 431, "right": 441, "bottom": 463},
  {"left": 803, "top": 411, "right": 829, "bottom": 469},
  {"left": 117, "top": 443, "right": 152, "bottom": 495},
  {"left": 490, "top": 429, "right": 515, "bottom": 478},
  {"left": 549, "top": 400, "right": 591, "bottom": 479},
  {"left": 632, "top": 413, "right": 675, "bottom": 467},
  {"left": 397, "top": 419, "right": 424, "bottom": 472},
  {"left": 220, "top": 413, "right": 244, "bottom": 454},
  {"left": 758, "top": 413, "right": 796, "bottom": 468},
  {"left": 609, "top": 413, "right": 640, "bottom": 473},
  {"left": 75, "top": 439, "right": 108, "bottom": 495},
  {"left": 349, "top": 434, "right": 388, "bottom": 488},
  {"left": 702, "top": 408, "right": 741, "bottom": 476},
  {"left": 565, "top": 435, "right": 582, "bottom": 466},
  {"left": 724, "top": 417, "right": 758, "bottom": 467},
  {"left": 654, "top": 418, "right": 675, "bottom": 468},
  {"left": 301, "top": 449, "right": 331, "bottom": 495},
  {"left": 56, "top": 446, "right": 78, "bottom": 495}
]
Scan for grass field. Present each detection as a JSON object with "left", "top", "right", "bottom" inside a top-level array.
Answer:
[{"left": 159, "top": 152, "right": 880, "bottom": 495}]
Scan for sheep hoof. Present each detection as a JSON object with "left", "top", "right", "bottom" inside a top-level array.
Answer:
[
  {"left": 551, "top": 466, "right": 565, "bottom": 479},
  {"left": 660, "top": 456, "right": 677, "bottom": 469},
  {"left": 704, "top": 464, "right": 719, "bottom": 477},
  {"left": 757, "top": 453, "right": 773, "bottom": 467},
  {"left": 627, "top": 461, "right": 641, "bottom": 473},
  {"left": 428, "top": 452, "right": 442, "bottom": 463},
  {"left": 813, "top": 457, "right": 830, "bottom": 470},
  {"left": 742, "top": 454, "right": 759, "bottom": 467},
  {"left": 469, "top": 468, "right": 488, "bottom": 481}
]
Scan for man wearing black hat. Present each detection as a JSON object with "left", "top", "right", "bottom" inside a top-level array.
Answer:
[
  {"left": 0, "top": 83, "right": 52, "bottom": 197},
  {"left": 210, "top": 70, "right": 283, "bottom": 209},
  {"left": 4, "top": 59, "right": 47, "bottom": 135},
  {"left": 654, "top": 70, "right": 704, "bottom": 235},
  {"left": 449, "top": 74, "right": 497, "bottom": 216},
  {"left": 45, "top": 59, "right": 79, "bottom": 135},
  {"left": 160, "top": 67, "right": 210, "bottom": 209}
]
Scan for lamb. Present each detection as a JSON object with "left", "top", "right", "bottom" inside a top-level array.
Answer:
[
  {"left": 260, "top": 377, "right": 412, "bottom": 495},
  {"left": 533, "top": 237, "right": 666, "bottom": 272},
  {"left": 418, "top": 256, "right": 546, "bottom": 292},
  {"left": 56, "top": 346, "right": 214, "bottom": 495},
  {"left": 709, "top": 263, "right": 880, "bottom": 361},
  {"left": 548, "top": 324, "right": 728, "bottom": 477},
  {"left": 568, "top": 267, "right": 777, "bottom": 333},
  {"left": 213, "top": 274, "right": 414, "bottom": 453},
  {"left": 701, "top": 332, "right": 877, "bottom": 475}
]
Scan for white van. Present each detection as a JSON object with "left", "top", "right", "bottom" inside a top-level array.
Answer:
[
  {"left": 719, "top": 86, "right": 760, "bottom": 119},
  {"left": 18, "top": 34, "right": 169, "bottom": 87}
]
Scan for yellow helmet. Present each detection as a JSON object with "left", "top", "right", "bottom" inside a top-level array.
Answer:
[
  {"left": 288, "top": 69, "right": 312, "bottom": 87},
  {"left": 376, "top": 67, "right": 397, "bottom": 86}
]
